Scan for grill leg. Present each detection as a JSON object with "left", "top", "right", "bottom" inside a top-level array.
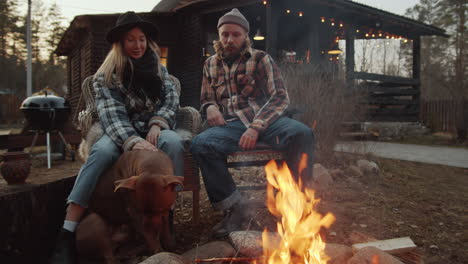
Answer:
[
  {"left": 57, "top": 131, "right": 76, "bottom": 161},
  {"left": 29, "top": 131, "right": 39, "bottom": 159},
  {"left": 46, "top": 132, "right": 51, "bottom": 169}
]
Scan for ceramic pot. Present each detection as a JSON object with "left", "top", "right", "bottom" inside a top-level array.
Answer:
[{"left": 0, "top": 151, "right": 31, "bottom": 184}]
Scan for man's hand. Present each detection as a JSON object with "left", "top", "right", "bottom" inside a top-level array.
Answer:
[
  {"left": 133, "top": 140, "right": 158, "bottom": 151},
  {"left": 239, "top": 128, "right": 259, "bottom": 151},
  {"left": 146, "top": 124, "right": 161, "bottom": 146},
  {"left": 207, "top": 105, "right": 226, "bottom": 127}
]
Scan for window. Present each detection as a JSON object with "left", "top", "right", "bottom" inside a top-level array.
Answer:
[{"left": 160, "top": 46, "right": 169, "bottom": 67}]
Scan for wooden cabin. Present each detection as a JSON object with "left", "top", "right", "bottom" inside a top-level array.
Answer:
[{"left": 56, "top": 0, "right": 447, "bottom": 123}]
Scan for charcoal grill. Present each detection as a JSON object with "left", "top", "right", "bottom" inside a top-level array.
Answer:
[{"left": 20, "top": 93, "right": 75, "bottom": 168}]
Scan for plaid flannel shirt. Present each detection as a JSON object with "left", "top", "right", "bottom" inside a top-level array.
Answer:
[
  {"left": 200, "top": 48, "right": 289, "bottom": 132},
  {"left": 94, "top": 65, "right": 179, "bottom": 151}
]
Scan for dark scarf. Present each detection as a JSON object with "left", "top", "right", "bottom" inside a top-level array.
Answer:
[{"left": 123, "top": 49, "right": 163, "bottom": 101}]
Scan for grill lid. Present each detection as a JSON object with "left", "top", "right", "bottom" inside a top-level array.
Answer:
[{"left": 20, "top": 94, "right": 70, "bottom": 109}]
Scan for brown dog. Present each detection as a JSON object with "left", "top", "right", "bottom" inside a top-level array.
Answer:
[{"left": 75, "top": 150, "right": 183, "bottom": 263}]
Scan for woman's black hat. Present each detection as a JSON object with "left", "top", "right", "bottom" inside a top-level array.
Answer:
[{"left": 106, "top": 11, "right": 159, "bottom": 43}]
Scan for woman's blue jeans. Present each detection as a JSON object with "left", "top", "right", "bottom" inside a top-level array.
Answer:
[
  {"left": 190, "top": 117, "right": 315, "bottom": 211},
  {"left": 68, "top": 130, "right": 184, "bottom": 207}
]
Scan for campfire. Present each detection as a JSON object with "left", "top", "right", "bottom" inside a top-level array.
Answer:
[{"left": 261, "top": 154, "right": 336, "bottom": 264}]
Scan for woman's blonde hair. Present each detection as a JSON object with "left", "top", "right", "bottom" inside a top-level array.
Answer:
[{"left": 95, "top": 33, "right": 161, "bottom": 87}]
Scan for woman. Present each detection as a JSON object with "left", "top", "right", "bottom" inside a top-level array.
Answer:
[{"left": 50, "top": 11, "right": 184, "bottom": 263}]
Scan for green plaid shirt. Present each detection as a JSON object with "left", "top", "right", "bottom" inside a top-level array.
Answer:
[{"left": 200, "top": 48, "right": 289, "bottom": 132}]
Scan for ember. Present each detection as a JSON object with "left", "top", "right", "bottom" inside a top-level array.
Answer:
[{"left": 261, "top": 154, "right": 336, "bottom": 264}]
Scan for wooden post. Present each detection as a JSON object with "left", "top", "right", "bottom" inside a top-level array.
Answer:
[
  {"left": 413, "top": 36, "right": 421, "bottom": 119},
  {"left": 266, "top": 0, "right": 280, "bottom": 59},
  {"left": 345, "top": 28, "right": 355, "bottom": 89}
]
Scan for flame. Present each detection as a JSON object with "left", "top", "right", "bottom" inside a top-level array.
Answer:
[{"left": 262, "top": 154, "right": 336, "bottom": 264}]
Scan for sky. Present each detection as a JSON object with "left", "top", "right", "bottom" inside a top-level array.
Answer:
[{"left": 18, "top": 0, "right": 420, "bottom": 24}]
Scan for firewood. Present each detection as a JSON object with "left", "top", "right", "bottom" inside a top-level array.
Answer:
[
  {"left": 352, "top": 237, "right": 417, "bottom": 255},
  {"left": 394, "top": 248, "right": 424, "bottom": 264},
  {"left": 194, "top": 257, "right": 262, "bottom": 263}
]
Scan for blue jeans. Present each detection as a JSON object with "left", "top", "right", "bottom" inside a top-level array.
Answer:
[
  {"left": 68, "top": 130, "right": 185, "bottom": 207},
  {"left": 190, "top": 117, "right": 315, "bottom": 211}
]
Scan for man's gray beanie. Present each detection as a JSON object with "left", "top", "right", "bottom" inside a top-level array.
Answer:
[{"left": 217, "top": 8, "right": 250, "bottom": 32}]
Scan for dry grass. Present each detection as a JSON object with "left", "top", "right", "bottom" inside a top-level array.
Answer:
[{"left": 281, "top": 64, "right": 362, "bottom": 165}]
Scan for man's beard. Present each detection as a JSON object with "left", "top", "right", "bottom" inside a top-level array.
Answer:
[{"left": 222, "top": 44, "right": 241, "bottom": 59}]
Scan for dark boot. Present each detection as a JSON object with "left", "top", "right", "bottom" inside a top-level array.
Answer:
[
  {"left": 49, "top": 229, "right": 76, "bottom": 264},
  {"left": 160, "top": 210, "right": 176, "bottom": 252},
  {"left": 212, "top": 202, "right": 246, "bottom": 238}
]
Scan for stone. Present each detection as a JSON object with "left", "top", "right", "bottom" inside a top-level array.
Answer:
[
  {"left": 347, "top": 165, "right": 363, "bottom": 177},
  {"left": 139, "top": 252, "right": 190, "bottom": 264},
  {"left": 330, "top": 169, "right": 344, "bottom": 178},
  {"left": 347, "top": 246, "right": 404, "bottom": 264},
  {"left": 182, "top": 241, "right": 236, "bottom": 263},
  {"left": 313, "top": 164, "right": 334, "bottom": 188},
  {"left": 229, "top": 231, "right": 281, "bottom": 257},
  {"left": 324, "top": 243, "right": 353, "bottom": 264},
  {"left": 356, "top": 159, "right": 379, "bottom": 174}
]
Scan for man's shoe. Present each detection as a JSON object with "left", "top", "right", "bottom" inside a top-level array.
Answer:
[
  {"left": 49, "top": 228, "right": 76, "bottom": 264},
  {"left": 212, "top": 202, "right": 246, "bottom": 238}
]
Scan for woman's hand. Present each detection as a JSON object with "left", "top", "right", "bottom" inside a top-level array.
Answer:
[
  {"left": 146, "top": 124, "right": 161, "bottom": 146},
  {"left": 132, "top": 140, "right": 158, "bottom": 151}
]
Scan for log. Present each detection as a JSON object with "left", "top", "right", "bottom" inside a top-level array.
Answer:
[
  {"left": 0, "top": 175, "right": 76, "bottom": 263},
  {"left": 352, "top": 237, "right": 417, "bottom": 255}
]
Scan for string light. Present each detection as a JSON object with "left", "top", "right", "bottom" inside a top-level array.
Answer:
[
  {"left": 386, "top": 35, "right": 390, "bottom": 39},
  {"left": 365, "top": 33, "right": 369, "bottom": 37},
  {"left": 379, "top": 33, "right": 383, "bottom": 37},
  {"left": 403, "top": 39, "right": 408, "bottom": 43},
  {"left": 339, "top": 23, "right": 343, "bottom": 27},
  {"left": 356, "top": 29, "right": 360, "bottom": 33},
  {"left": 331, "top": 22, "right": 335, "bottom": 26},
  {"left": 372, "top": 34, "right": 375, "bottom": 37},
  {"left": 262, "top": 0, "right": 267, "bottom": 5},
  {"left": 321, "top": 17, "right": 325, "bottom": 23},
  {"left": 298, "top": 11, "right": 304, "bottom": 17},
  {"left": 286, "top": 9, "right": 291, "bottom": 14}
]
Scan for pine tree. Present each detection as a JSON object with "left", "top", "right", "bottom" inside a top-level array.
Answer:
[{"left": 405, "top": 0, "right": 467, "bottom": 139}]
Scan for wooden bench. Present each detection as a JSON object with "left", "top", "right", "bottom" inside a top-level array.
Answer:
[{"left": 186, "top": 142, "right": 285, "bottom": 224}]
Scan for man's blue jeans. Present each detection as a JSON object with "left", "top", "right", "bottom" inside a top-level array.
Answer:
[
  {"left": 190, "top": 117, "right": 315, "bottom": 211},
  {"left": 68, "top": 130, "right": 185, "bottom": 207}
]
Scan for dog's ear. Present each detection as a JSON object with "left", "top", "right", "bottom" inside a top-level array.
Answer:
[
  {"left": 114, "top": 176, "right": 139, "bottom": 192},
  {"left": 161, "top": 175, "right": 184, "bottom": 192}
]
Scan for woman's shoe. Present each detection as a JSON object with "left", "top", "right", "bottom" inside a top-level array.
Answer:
[{"left": 49, "top": 229, "right": 76, "bottom": 264}]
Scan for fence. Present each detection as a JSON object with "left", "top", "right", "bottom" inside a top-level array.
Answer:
[
  {"left": 0, "top": 94, "right": 22, "bottom": 125},
  {"left": 420, "top": 100, "right": 467, "bottom": 132}
]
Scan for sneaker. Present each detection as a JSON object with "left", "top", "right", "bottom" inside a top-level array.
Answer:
[
  {"left": 212, "top": 202, "right": 246, "bottom": 238},
  {"left": 49, "top": 229, "right": 76, "bottom": 264}
]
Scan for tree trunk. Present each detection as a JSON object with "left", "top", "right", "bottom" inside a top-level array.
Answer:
[{"left": 455, "top": 0, "right": 466, "bottom": 140}]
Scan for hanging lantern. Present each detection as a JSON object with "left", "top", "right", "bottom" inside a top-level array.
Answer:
[
  {"left": 328, "top": 41, "right": 342, "bottom": 55},
  {"left": 253, "top": 29, "right": 265, "bottom": 41}
]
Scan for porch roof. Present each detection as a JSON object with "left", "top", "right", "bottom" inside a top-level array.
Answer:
[{"left": 152, "top": 0, "right": 447, "bottom": 37}]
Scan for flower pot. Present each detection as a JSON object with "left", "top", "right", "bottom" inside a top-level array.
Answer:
[{"left": 0, "top": 151, "right": 32, "bottom": 184}]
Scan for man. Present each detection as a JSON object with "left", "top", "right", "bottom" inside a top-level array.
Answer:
[{"left": 190, "top": 8, "right": 315, "bottom": 237}]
